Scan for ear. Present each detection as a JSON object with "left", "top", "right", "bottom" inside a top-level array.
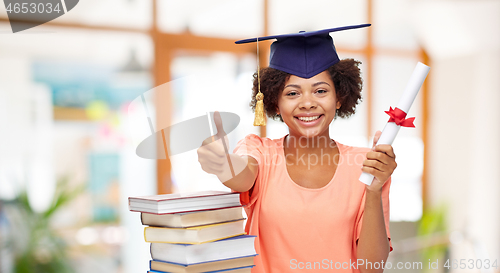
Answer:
[{"left": 336, "top": 101, "right": 341, "bottom": 110}]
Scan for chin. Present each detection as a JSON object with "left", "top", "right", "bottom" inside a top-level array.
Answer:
[{"left": 292, "top": 129, "right": 325, "bottom": 139}]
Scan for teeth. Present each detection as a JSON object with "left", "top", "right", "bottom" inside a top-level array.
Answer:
[{"left": 298, "top": 116, "right": 320, "bottom": 122}]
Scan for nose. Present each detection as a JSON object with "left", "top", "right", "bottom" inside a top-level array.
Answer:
[{"left": 298, "top": 92, "right": 317, "bottom": 110}]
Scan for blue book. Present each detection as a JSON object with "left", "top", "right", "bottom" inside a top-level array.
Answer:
[
  {"left": 149, "top": 255, "right": 256, "bottom": 273},
  {"left": 148, "top": 265, "right": 255, "bottom": 273}
]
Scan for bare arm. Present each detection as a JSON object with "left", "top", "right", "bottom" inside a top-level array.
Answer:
[
  {"left": 222, "top": 155, "right": 259, "bottom": 192},
  {"left": 356, "top": 189, "right": 390, "bottom": 273},
  {"left": 357, "top": 131, "right": 396, "bottom": 273}
]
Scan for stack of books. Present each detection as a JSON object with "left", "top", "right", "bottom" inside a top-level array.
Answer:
[{"left": 129, "top": 191, "right": 257, "bottom": 273}]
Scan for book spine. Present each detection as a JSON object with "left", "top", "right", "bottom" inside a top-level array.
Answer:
[{"left": 149, "top": 244, "right": 153, "bottom": 263}]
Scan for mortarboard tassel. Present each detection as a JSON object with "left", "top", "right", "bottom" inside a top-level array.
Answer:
[
  {"left": 253, "top": 37, "right": 266, "bottom": 126},
  {"left": 253, "top": 91, "right": 266, "bottom": 126}
]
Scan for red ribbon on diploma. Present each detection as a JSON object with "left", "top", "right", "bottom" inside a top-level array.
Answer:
[{"left": 385, "top": 107, "right": 415, "bottom": 127}]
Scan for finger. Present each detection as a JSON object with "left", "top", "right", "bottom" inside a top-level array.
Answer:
[
  {"left": 200, "top": 136, "right": 226, "bottom": 155},
  {"left": 213, "top": 111, "right": 227, "bottom": 139},
  {"left": 372, "top": 130, "right": 382, "bottom": 149},
  {"left": 198, "top": 151, "right": 225, "bottom": 166},
  {"left": 365, "top": 151, "right": 394, "bottom": 166},
  {"left": 361, "top": 165, "right": 390, "bottom": 181},
  {"left": 366, "top": 151, "right": 389, "bottom": 162},
  {"left": 362, "top": 166, "right": 389, "bottom": 186},
  {"left": 363, "top": 159, "right": 386, "bottom": 172},
  {"left": 201, "top": 140, "right": 227, "bottom": 158},
  {"left": 362, "top": 164, "right": 392, "bottom": 184},
  {"left": 373, "top": 144, "right": 396, "bottom": 158},
  {"left": 201, "top": 135, "right": 215, "bottom": 146},
  {"left": 199, "top": 157, "right": 226, "bottom": 169},
  {"left": 212, "top": 112, "right": 230, "bottom": 155},
  {"left": 198, "top": 151, "right": 228, "bottom": 172},
  {"left": 362, "top": 165, "right": 383, "bottom": 177},
  {"left": 212, "top": 112, "right": 235, "bottom": 177}
]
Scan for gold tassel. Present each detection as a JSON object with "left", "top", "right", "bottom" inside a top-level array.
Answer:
[
  {"left": 253, "top": 36, "right": 266, "bottom": 126},
  {"left": 254, "top": 91, "right": 266, "bottom": 126}
]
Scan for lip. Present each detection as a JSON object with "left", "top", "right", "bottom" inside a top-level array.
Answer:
[
  {"left": 294, "top": 114, "right": 324, "bottom": 127},
  {"left": 294, "top": 113, "right": 323, "bottom": 117}
]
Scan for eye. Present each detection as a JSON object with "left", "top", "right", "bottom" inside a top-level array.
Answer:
[
  {"left": 316, "top": 89, "right": 327, "bottom": 94},
  {"left": 286, "top": 91, "right": 298, "bottom": 96}
]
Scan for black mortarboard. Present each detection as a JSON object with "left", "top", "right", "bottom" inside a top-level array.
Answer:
[{"left": 236, "top": 24, "right": 371, "bottom": 78}]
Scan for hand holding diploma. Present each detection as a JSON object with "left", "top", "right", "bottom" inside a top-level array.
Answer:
[
  {"left": 362, "top": 130, "right": 397, "bottom": 192},
  {"left": 360, "top": 62, "right": 430, "bottom": 185}
]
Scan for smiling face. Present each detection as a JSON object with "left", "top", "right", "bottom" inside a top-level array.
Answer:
[{"left": 277, "top": 70, "right": 341, "bottom": 139}]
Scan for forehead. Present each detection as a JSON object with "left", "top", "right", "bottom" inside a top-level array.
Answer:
[{"left": 284, "top": 70, "right": 333, "bottom": 87}]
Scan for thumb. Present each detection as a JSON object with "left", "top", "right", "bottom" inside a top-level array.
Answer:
[
  {"left": 213, "top": 111, "right": 227, "bottom": 139},
  {"left": 372, "top": 130, "right": 382, "bottom": 149}
]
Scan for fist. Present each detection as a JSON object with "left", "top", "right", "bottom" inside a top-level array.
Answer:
[{"left": 197, "top": 111, "right": 235, "bottom": 183}]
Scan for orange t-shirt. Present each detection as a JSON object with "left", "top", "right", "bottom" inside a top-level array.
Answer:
[{"left": 233, "top": 134, "right": 392, "bottom": 273}]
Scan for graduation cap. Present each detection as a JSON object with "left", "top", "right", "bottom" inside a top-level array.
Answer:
[
  {"left": 236, "top": 24, "right": 371, "bottom": 126},
  {"left": 236, "top": 24, "right": 371, "bottom": 78}
]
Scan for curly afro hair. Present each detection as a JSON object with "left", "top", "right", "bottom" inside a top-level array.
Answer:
[{"left": 249, "top": 58, "right": 363, "bottom": 121}]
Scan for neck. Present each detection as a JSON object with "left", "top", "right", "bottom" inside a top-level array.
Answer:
[{"left": 285, "top": 133, "right": 336, "bottom": 153}]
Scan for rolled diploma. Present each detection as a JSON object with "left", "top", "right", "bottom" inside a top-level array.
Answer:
[{"left": 359, "top": 62, "right": 430, "bottom": 185}]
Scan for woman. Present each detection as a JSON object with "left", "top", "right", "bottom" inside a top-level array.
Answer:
[{"left": 197, "top": 24, "right": 396, "bottom": 273}]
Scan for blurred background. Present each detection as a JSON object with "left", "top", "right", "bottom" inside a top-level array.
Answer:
[{"left": 0, "top": 0, "right": 499, "bottom": 272}]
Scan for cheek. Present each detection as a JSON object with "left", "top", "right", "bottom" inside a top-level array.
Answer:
[
  {"left": 276, "top": 98, "right": 286, "bottom": 114},
  {"left": 277, "top": 102, "right": 294, "bottom": 117}
]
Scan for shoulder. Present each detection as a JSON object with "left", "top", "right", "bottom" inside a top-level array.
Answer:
[
  {"left": 336, "top": 141, "right": 371, "bottom": 155},
  {"left": 335, "top": 141, "right": 370, "bottom": 169},
  {"left": 236, "top": 134, "right": 283, "bottom": 149},
  {"left": 233, "top": 134, "right": 284, "bottom": 161}
]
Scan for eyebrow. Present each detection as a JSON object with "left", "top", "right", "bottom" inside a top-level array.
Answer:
[
  {"left": 284, "top": 81, "right": 331, "bottom": 89},
  {"left": 312, "top": 81, "right": 331, "bottom": 87},
  {"left": 284, "top": 84, "right": 301, "bottom": 89}
]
